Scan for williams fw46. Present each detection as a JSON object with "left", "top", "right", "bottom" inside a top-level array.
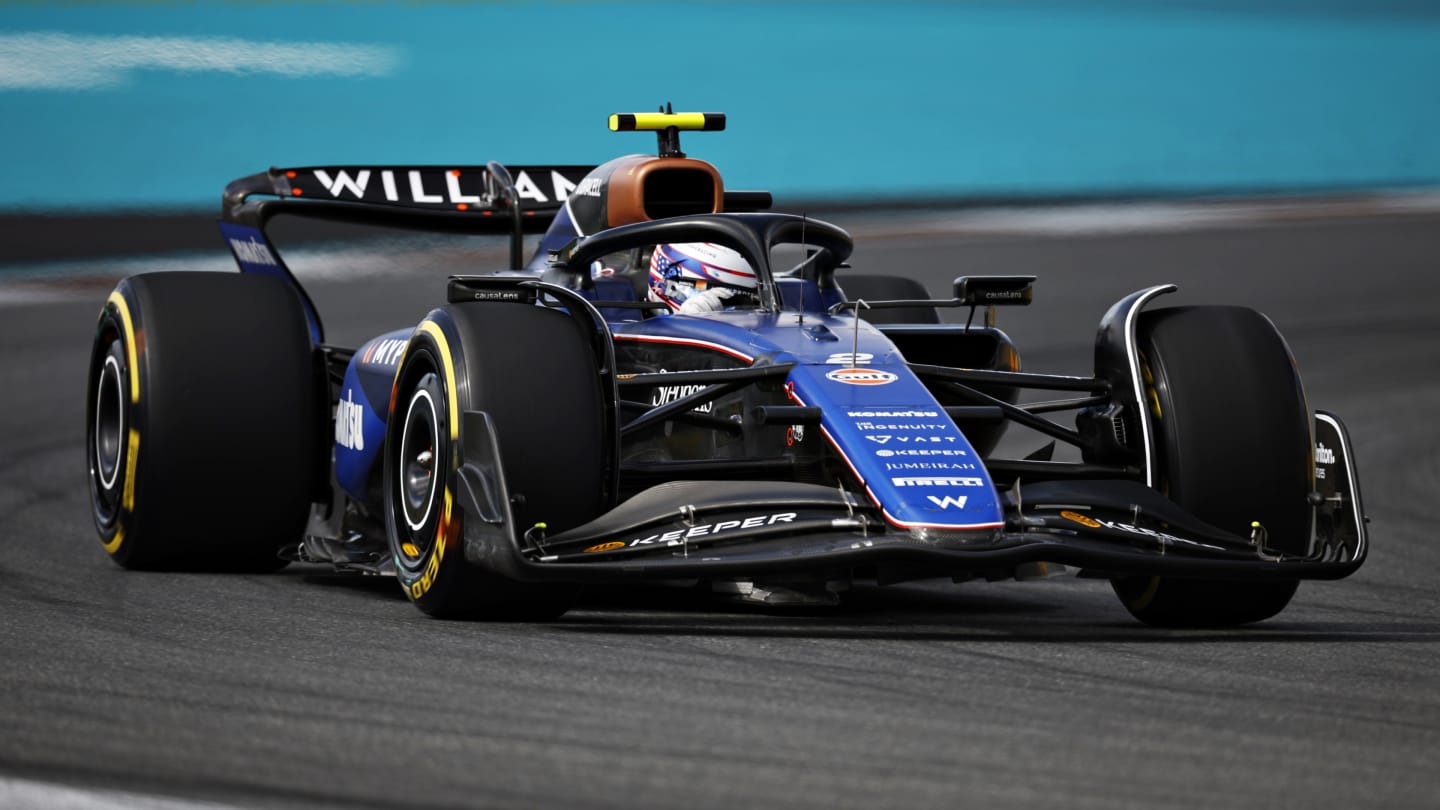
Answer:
[{"left": 85, "top": 110, "right": 1366, "bottom": 626}]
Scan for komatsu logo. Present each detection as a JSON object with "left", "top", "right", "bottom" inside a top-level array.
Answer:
[
  {"left": 847, "top": 410, "right": 938, "bottom": 418},
  {"left": 228, "top": 236, "right": 277, "bottom": 266},
  {"left": 336, "top": 389, "right": 365, "bottom": 451}
]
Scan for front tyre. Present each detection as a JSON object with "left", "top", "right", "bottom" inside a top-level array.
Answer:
[
  {"left": 384, "top": 304, "right": 606, "bottom": 619},
  {"left": 1112, "top": 306, "right": 1311, "bottom": 627}
]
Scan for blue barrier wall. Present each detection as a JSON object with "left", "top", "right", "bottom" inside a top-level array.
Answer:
[{"left": 2, "top": 1, "right": 1438, "bottom": 211}]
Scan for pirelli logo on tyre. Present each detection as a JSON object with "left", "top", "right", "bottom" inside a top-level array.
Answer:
[{"left": 825, "top": 368, "right": 897, "bottom": 386}]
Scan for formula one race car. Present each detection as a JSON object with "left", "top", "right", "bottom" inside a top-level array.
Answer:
[{"left": 85, "top": 110, "right": 1368, "bottom": 626}]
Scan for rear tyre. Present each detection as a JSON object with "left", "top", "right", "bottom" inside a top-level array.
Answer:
[
  {"left": 86, "top": 272, "right": 321, "bottom": 570},
  {"left": 384, "top": 303, "right": 607, "bottom": 619},
  {"left": 1112, "top": 306, "right": 1310, "bottom": 627},
  {"left": 837, "top": 274, "right": 940, "bottom": 324}
]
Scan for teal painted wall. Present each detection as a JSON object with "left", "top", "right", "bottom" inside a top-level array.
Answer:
[{"left": 2, "top": 2, "right": 1438, "bottom": 210}]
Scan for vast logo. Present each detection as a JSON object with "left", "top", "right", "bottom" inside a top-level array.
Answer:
[
  {"left": 336, "top": 388, "right": 365, "bottom": 451},
  {"left": 826, "top": 368, "right": 897, "bottom": 386}
]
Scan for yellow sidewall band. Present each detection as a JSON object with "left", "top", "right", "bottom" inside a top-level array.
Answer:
[
  {"left": 401, "top": 320, "right": 463, "bottom": 603},
  {"left": 100, "top": 292, "right": 142, "bottom": 556}
]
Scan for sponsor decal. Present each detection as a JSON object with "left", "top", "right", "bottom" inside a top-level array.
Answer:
[
  {"left": 854, "top": 422, "right": 948, "bottom": 431},
  {"left": 1061, "top": 511, "right": 1102, "bottom": 528},
  {"left": 362, "top": 338, "right": 407, "bottom": 367},
  {"left": 303, "top": 167, "right": 584, "bottom": 206},
  {"left": 469, "top": 289, "right": 526, "bottom": 301},
  {"left": 313, "top": 169, "right": 370, "bottom": 200},
  {"left": 885, "top": 462, "right": 977, "bottom": 471},
  {"left": 311, "top": 168, "right": 480, "bottom": 205},
  {"left": 336, "top": 388, "right": 365, "bottom": 451},
  {"left": 826, "top": 352, "right": 874, "bottom": 365},
  {"left": 786, "top": 425, "right": 804, "bottom": 447},
  {"left": 892, "top": 476, "right": 984, "bottom": 487},
  {"left": 575, "top": 177, "right": 604, "bottom": 197},
  {"left": 1095, "top": 519, "right": 1218, "bottom": 550},
  {"left": 926, "top": 495, "right": 969, "bottom": 509},
  {"left": 826, "top": 368, "right": 897, "bottom": 386},
  {"left": 228, "top": 235, "right": 277, "bottom": 266},
  {"left": 408, "top": 488, "right": 456, "bottom": 599},
  {"left": 847, "top": 410, "right": 939, "bottom": 418},
  {"left": 1059, "top": 511, "right": 1221, "bottom": 550},
  {"left": 866, "top": 435, "right": 957, "bottom": 444},
  {"left": 651, "top": 380, "right": 713, "bottom": 413},
  {"left": 874, "top": 448, "right": 969, "bottom": 457},
  {"left": 625, "top": 512, "right": 796, "bottom": 547},
  {"left": 513, "top": 169, "right": 578, "bottom": 204},
  {"left": 1316, "top": 443, "right": 1335, "bottom": 464},
  {"left": 584, "top": 541, "right": 625, "bottom": 553}
]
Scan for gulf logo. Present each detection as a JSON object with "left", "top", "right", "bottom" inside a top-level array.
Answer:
[{"left": 825, "top": 367, "right": 898, "bottom": 386}]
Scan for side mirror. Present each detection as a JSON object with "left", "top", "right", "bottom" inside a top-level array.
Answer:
[{"left": 952, "top": 275, "right": 1036, "bottom": 306}]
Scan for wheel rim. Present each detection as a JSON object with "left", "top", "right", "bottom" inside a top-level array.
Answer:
[
  {"left": 398, "top": 384, "right": 439, "bottom": 535},
  {"left": 94, "top": 352, "right": 126, "bottom": 492}
]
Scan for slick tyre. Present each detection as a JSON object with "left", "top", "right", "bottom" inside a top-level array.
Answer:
[
  {"left": 384, "top": 303, "right": 606, "bottom": 620},
  {"left": 837, "top": 274, "right": 940, "bottom": 324},
  {"left": 1112, "top": 306, "right": 1310, "bottom": 627},
  {"left": 87, "top": 272, "right": 322, "bottom": 570}
]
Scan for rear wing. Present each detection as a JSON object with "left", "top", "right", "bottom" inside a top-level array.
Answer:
[
  {"left": 218, "top": 163, "right": 593, "bottom": 343},
  {"left": 216, "top": 109, "right": 775, "bottom": 344},
  {"left": 223, "top": 164, "right": 593, "bottom": 221}
]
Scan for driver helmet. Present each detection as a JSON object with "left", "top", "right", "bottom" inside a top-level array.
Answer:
[{"left": 648, "top": 242, "right": 756, "bottom": 312}]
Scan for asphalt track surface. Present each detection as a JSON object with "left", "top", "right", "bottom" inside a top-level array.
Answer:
[{"left": 2, "top": 211, "right": 1439, "bottom": 809}]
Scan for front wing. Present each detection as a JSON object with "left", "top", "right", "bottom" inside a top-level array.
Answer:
[{"left": 455, "top": 407, "right": 1367, "bottom": 586}]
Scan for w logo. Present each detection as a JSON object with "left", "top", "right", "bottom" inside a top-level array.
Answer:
[{"left": 926, "top": 495, "right": 968, "bottom": 509}]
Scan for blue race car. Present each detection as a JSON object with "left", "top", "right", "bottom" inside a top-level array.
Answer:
[{"left": 85, "top": 110, "right": 1367, "bottom": 626}]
